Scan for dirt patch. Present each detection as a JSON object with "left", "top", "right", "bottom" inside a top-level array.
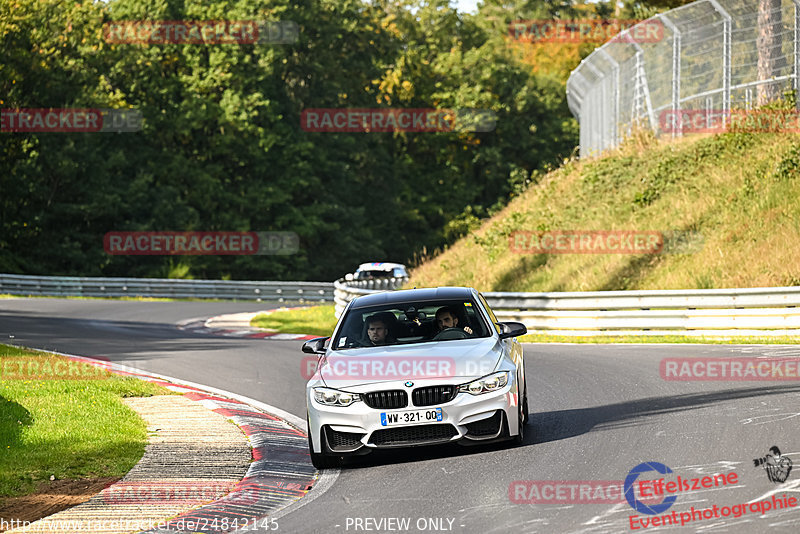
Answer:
[{"left": 0, "top": 478, "right": 119, "bottom": 532}]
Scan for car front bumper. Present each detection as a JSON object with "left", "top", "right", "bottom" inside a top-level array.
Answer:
[{"left": 307, "top": 378, "right": 520, "bottom": 454}]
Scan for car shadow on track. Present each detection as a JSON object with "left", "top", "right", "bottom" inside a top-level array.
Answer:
[
  {"left": 332, "top": 424, "right": 540, "bottom": 469},
  {"left": 336, "top": 440, "right": 524, "bottom": 469},
  {"left": 529, "top": 384, "right": 800, "bottom": 444}
]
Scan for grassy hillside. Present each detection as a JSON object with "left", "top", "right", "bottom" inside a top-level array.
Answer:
[{"left": 410, "top": 129, "right": 800, "bottom": 292}]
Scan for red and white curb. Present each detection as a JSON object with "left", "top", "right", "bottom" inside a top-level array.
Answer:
[
  {"left": 177, "top": 310, "right": 318, "bottom": 342},
  {"left": 39, "top": 352, "right": 338, "bottom": 534}
]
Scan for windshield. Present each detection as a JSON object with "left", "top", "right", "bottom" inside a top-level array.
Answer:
[
  {"left": 332, "top": 299, "right": 491, "bottom": 349},
  {"left": 354, "top": 270, "right": 394, "bottom": 280}
]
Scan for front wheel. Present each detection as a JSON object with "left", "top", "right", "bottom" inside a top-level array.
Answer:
[
  {"left": 522, "top": 382, "right": 529, "bottom": 425},
  {"left": 513, "top": 408, "right": 525, "bottom": 445},
  {"left": 514, "top": 382, "right": 527, "bottom": 445}
]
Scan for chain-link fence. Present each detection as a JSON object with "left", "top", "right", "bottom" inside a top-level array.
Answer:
[{"left": 567, "top": 0, "right": 800, "bottom": 157}]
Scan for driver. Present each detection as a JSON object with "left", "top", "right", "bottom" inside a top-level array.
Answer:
[
  {"left": 435, "top": 306, "right": 473, "bottom": 336},
  {"left": 362, "top": 316, "right": 396, "bottom": 346}
]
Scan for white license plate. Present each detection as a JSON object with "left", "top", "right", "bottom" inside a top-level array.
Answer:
[{"left": 380, "top": 408, "right": 443, "bottom": 426}]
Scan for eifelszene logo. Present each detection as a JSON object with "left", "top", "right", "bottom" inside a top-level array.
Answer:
[{"left": 624, "top": 462, "right": 677, "bottom": 515}]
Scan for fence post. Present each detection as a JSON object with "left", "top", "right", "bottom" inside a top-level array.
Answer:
[
  {"left": 567, "top": 70, "right": 590, "bottom": 156},
  {"left": 707, "top": 0, "right": 731, "bottom": 126},
  {"left": 584, "top": 60, "right": 606, "bottom": 152},
  {"left": 660, "top": 13, "right": 682, "bottom": 138},
  {"left": 598, "top": 48, "right": 620, "bottom": 147},
  {"left": 793, "top": 0, "right": 800, "bottom": 100}
]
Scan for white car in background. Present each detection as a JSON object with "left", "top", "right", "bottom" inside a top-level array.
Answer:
[
  {"left": 347, "top": 262, "right": 408, "bottom": 280},
  {"left": 303, "top": 286, "right": 528, "bottom": 469}
]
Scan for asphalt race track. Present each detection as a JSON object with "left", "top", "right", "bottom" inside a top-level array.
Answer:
[{"left": 2, "top": 298, "right": 799, "bottom": 533}]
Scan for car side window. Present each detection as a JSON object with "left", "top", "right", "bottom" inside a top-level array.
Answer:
[{"left": 478, "top": 293, "right": 501, "bottom": 334}]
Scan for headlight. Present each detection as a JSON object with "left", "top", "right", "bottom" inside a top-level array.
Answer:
[
  {"left": 313, "top": 387, "right": 361, "bottom": 407},
  {"left": 459, "top": 371, "right": 509, "bottom": 395}
]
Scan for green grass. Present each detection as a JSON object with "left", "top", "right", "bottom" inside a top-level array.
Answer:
[
  {"left": 519, "top": 334, "right": 800, "bottom": 344},
  {"left": 411, "top": 111, "right": 800, "bottom": 292},
  {"left": 251, "top": 305, "right": 337, "bottom": 337},
  {"left": 0, "top": 344, "right": 170, "bottom": 497}
]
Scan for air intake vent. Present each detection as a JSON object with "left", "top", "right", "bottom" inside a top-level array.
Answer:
[
  {"left": 324, "top": 427, "right": 365, "bottom": 451},
  {"left": 465, "top": 411, "right": 503, "bottom": 438},
  {"left": 369, "top": 424, "right": 458, "bottom": 447}
]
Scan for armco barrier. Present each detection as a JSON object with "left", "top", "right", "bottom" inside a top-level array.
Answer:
[
  {"left": 0, "top": 273, "right": 332, "bottom": 302},
  {"left": 334, "top": 282, "right": 800, "bottom": 336},
  {"left": 6, "top": 273, "right": 799, "bottom": 336},
  {"left": 334, "top": 277, "right": 409, "bottom": 317}
]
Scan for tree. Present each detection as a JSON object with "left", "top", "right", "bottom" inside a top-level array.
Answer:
[{"left": 757, "top": 0, "right": 782, "bottom": 105}]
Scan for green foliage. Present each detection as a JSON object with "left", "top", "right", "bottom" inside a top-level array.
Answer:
[
  {"left": 770, "top": 143, "right": 800, "bottom": 182},
  {"left": 443, "top": 205, "right": 483, "bottom": 241},
  {"left": 0, "top": 0, "right": 578, "bottom": 281},
  {"left": 632, "top": 133, "right": 758, "bottom": 207}
]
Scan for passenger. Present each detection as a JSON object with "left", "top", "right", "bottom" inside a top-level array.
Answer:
[
  {"left": 434, "top": 306, "right": 473, "bottom": 336},
  {"left": 362, "top": 316, "right": 396, "bottom": 346}
]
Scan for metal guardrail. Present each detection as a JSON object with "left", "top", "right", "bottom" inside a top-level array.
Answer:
[
  {"left": 333, "top": 281, "right": 800, "bottom": 336},
  {"left": 6, "top": 272, "right": 799, "bottom": 335},
  {"left": 334, "top": 277, "right": 409, "bottom": 317},
  {"left": 0, "top": 273, "right": 333, "bottom": 302}
]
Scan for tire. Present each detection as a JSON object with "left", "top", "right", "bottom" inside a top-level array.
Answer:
[
  {"left": 513, "top": 381, "right": 526, "bottom": 445},
  {"left": 307, "top": 419, "right": 341, "bottom": 469},
  {"left": 522, "top": 382, "right": 529, "bottom": 425}
]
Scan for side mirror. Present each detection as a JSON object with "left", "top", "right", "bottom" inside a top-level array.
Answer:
[
  {"left": 302, "top": 337, "right": 329, "bottom": 354},
  {"left": 345, "top": 273, "right": 354, "bottom": 281},
  {"left": 496, "top": 322, "right": 527, "bottom": 340}
]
